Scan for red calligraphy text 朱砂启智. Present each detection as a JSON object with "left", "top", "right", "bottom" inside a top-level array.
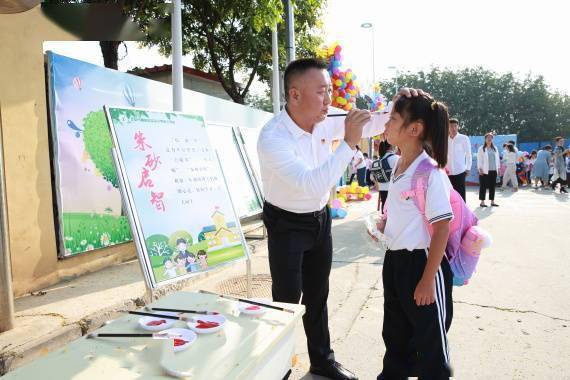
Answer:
[
  {"left": 144, "top": 153, "right": 162, "bottom": 171},
  {"left": 134, "top": 131, "right": 152, "bottom": 151},
  {"left": 150, "top": 191, "right": 165, "bottom": 212},
  {"left": 138, "top": 168, "right": 154, "bottom": 188}
]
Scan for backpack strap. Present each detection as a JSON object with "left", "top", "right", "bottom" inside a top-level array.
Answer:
[{"left": 400, "top": 157, "right": 438, "bottom": 233}]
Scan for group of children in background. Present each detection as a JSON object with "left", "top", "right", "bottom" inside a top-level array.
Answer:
[{"left": 496, "top": 137, "right": 569, "bottom": 194}]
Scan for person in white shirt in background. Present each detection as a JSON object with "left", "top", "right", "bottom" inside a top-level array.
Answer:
[
  {"left": 257, "top": 58, "right": 400, "bottom": 380},
  {"left": 352, "top": 145, "right": 367, "bottom": 186},
  {"left": 501, "top": 143, "right": 519, "bottom": 191},
  {"left": 477, "top": 132, "right": 501, "bottom": 207},
  {"left": 446, "top": 118, "right": 472, "bottom": 201}
]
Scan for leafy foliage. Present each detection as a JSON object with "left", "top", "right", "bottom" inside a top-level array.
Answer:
[
  {"left": 379, "top": 67, "right": 570, "bottom": 141},
  {"left": 83, "top": 110, "right": 117, "bottom": 188}
]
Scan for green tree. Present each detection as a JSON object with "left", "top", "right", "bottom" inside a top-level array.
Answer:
[
  {"left": 134, "top": 0, "right": 325, "bottom": 104},
  {"left": 42, "top": 0, "right": 137, "bottom": 69},
  {"left": 146, "top": 234, "right": 172, "bottom": 256},
  {"left": 83, "top": 111, "right": 117, "bottom": 188},
  {"left": 379, "top": 67, "right": 570, "bottom": 142},
  {"left": 245, "top": 91, "right": 273, "bottom": 113}
]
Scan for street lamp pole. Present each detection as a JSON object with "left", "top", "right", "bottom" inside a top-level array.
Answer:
[
  {"left": 387, "top": 65, "right": 398, "bottom": 95},
  {"left": 361, "top": 22, "right": 375, "bottom": 157},
  {"left": 360, "top": 22, "right": 375, "bottom": 85}
]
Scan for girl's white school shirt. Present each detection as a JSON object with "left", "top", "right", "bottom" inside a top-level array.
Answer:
[{"left": 384, "top": 151, "right": 453, "bottom": 252}]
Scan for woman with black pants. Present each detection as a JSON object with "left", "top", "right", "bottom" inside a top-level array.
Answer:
[{"left": 477, "top": 133, "right": 501, "bottom": 207}]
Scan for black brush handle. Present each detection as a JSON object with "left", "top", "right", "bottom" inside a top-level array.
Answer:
[
  {"left": 128, "top": 310, "right": 180, "bottom": 320},
  {"left": 95, "top": 333, "right": 153, "bottom": 337},
  {"left": 151, "top": 307, "right": 208, "bottom": 315}
]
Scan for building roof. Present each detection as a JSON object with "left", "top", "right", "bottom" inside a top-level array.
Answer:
[
  {"left": 201, "top": 225, "right": 216, "bottom": 233},
  {"left": 130, "top": 64, "right": 221, "bottom": 83}
]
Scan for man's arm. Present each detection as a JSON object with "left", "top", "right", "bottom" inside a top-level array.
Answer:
[
  {"left": 327, "top": 111, "right": 389, "bottom": 140},
  {"left": 258, "top": 136, "right": 354, "bottom": 199}
]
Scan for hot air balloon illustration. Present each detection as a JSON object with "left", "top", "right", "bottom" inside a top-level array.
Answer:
[
  {"left": 72, "top": 76, "right": 82, "bottom": 91},
  {"left": 67, "top": 120, "right": 83, "bottom": 138},
  {"left": 123, "top": 83, "right": 136, "bottom": 107}
]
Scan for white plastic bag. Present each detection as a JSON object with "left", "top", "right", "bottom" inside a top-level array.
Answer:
[{"left": 364, "top": 211, "right": 388, "bottom": 250}]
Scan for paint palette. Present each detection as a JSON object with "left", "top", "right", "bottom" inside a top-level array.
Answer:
[
  {"left": 186, "top": 314, "right": 226, "bottom": 334},
  {"left": 238, "top": 298, "right": 269, "bottom": 316},
  {"left": 138, "top": 312, "right": 178, "bottom": 331},
  {"left": 161, "top": 328, "right": 197, "bottom": 352}
]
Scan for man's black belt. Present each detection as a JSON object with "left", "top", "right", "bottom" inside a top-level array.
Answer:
[{"left": 264, "top": 202, "right": 327, "bottom": 218}]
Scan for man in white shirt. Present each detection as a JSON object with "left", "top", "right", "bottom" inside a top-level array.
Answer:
[
  {"left": 446, "top": 118, "right": 472, "bottom": 200},
  {"left": 258, "top": 58, "right": 393, "bottom": 380}
]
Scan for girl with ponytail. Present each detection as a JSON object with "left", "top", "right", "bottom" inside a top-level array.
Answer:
[{"left": 376, "top": 92, "right": 454, "bottom": 379}]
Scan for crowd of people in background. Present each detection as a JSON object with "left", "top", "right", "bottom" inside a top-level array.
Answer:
[{"left": 345, "top": 126, "right": 569, "bottom": 209}]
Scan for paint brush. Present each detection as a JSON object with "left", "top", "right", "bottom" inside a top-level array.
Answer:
[
  {"left": 86, "top": 332, "right": 181, "bottom": 339},
  {"left": 327, "top": 110, "right": 387, "bottom": 117},
  {"left": 128, "top": 310, "right": 193, "bottom": 321},
  {"left": 145, "top": 306, "right": 217, "bottom": 315},
  {"left": 198, "top": 290, "right": 295, "bottom": 314}
]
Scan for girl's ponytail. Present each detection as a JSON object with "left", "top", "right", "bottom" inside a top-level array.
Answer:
[{"left": 427, "top": 101, "right": 449, "bottom": 168}]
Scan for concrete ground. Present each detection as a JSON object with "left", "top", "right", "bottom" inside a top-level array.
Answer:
[{"left": 1, "top": 186, "right": 569, "bottom": 379}]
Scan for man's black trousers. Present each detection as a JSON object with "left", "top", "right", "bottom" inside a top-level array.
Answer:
[
  {"left": 263, "top": 202, "right": 335, "bottom": 366},
  {"left": 448, "top": 172, "right": 466, "bottom": 201}
]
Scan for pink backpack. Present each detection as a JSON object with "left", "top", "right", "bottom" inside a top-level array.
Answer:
[{"left": 399, "top": 158, "right": 492, "bottom": 286}]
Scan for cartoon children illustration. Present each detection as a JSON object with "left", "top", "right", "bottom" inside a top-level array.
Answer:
[
  {"left": 175, "top": 253, "right": 187, "bottom": 275},
  {"left": 185, "top": 253, "right": 200, "bottom": 273},
  {"left": 197, "top": 250, "right": 208, "bottom": 270},
  {"left": 175, "top": 238, "right": 191, "bottom": 256},
  {"left": 162, "top": 258, "right": 178, "bottom": 279}
]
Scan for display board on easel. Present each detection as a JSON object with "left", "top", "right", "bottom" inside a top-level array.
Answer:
[
  {"left": 206, "top": 123, "right": 263, "bottom": 219},
  {"left": 105, "top": 106, "right": 249, "bottom": 289},
  {"left": 236, "top": 126, "right": 263, "bottom": 193}
]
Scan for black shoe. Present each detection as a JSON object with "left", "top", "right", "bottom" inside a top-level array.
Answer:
[
  {"left": 480, "top": 203, "right": 488, "bottom": 208},
  {"left": 491, "top": 203, "right": 500, "bottom": 207},
  {"left": 310, "top": 361, "right": 358, "bottom": 380},
  {"left": 561, "top": 188, "right": 568, "bottom": 194}
]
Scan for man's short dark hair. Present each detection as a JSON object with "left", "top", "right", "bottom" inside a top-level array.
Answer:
[
  {"left": 449, "top": 118, "right": 459, "bottom": 125},
  {"left": 283, "top": 58, "right": 328, "bottom": 101}
]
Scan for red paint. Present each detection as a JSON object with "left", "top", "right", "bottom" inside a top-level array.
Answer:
[
  {"left": 146, "top": 319, "right": 167, "bottom": 326},
  {"left": 174, "top": 338, "right": 188, "bottom": 347},
  {"left": 196, "top": 320, "right": 220, "bottom": 329}
]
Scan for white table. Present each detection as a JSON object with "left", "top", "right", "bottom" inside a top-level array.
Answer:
[{"left": 4, "top": 291, "right": 305, "bottom": 379}]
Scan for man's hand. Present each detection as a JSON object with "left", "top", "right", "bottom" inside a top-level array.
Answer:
[
  {"left": 392, "top": 87, "right": 429, "bottom": 102},
  {"left": 344, "top": 109, "right": 371, "bottom": 149},
  {"left": 465, "top": 170, "right": 470, "bottom": 175},
  {"left": 478, "top": 169, "right": 484, "bottom": 176}
]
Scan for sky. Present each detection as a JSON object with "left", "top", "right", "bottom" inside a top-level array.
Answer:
[
  {"left": 323, "top": 0, "right": 570, "bottom": 94},
  {"left": 43, "top": 0, "right": 570, "bottom": 95}
]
